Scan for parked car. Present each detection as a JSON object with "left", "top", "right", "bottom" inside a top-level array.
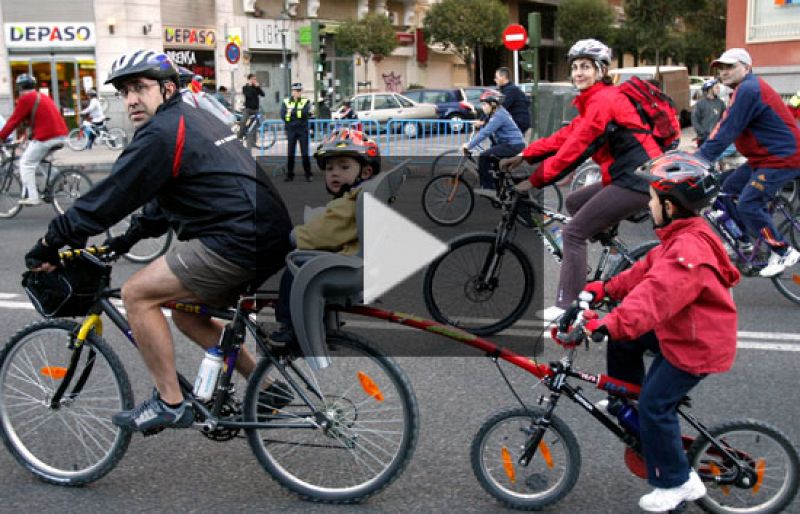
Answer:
[
  {"left": 334, "top": 92, "right": 438, "bottom": 138},
  {"left": 608, "top": 66, "right": 691, "bottom": 127},
  {"left": 402, "top": 88, "right": 476, "bottom": 133},
  {"left": 461, "top": 86, "right": 501, "bottom": 107}
]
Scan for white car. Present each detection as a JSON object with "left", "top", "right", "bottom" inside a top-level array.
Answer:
[{"left": 335, "top": 92, "right": 438, "bottom": 138}]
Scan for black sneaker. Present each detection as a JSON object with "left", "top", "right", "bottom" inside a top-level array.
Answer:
[
  {"left": 112, "top": 392, "right": 194, "bottom": 433},
  {"left": 269, "top": 325, "right": 297, "bottom": 345},
  {"left": 257, "top": 380, "right": 294, "bottom": 415},
  {"left": 284, "top": 175, "right": 294, "bottom": 182}
]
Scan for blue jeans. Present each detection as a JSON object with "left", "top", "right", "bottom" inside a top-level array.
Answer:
[
  {"left": 607, "top": 332, "right": 704, "bottom": 488},
  {"left": 721, "top": 163, "right": 800, "bottom": 250},
  {"left": 477, "top": 142, "right": 525, "bottom": 188}
]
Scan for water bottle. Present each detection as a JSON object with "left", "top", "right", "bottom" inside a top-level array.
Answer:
[
  {"left": 712, "top": 209, "right": 743, "bottom": 240},
  {"left": 549, "top": 226, "right": 563, "bottom": 251},
  {"left": 193, "top": 346, "right": 223, "bottom": 401},
  {"left": 607, "top": 398, "right": 640, "bottom": 436}
]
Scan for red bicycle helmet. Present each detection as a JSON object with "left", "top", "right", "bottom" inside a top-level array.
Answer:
[
  {"left": 479, "top": 90, "right": 504, "bottom": 106},
  {"left": 638, "top": 151, "right": 718, "bottom": 213},
  {"left": 314, "top": 128, "right": 381, "bottom": 175}
]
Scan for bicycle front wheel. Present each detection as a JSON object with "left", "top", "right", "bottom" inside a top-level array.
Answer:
[
  {"left": 107, "top": 213, "right": 172, "bottom": 264},
  {"left": 51, "top": 169, "right": 92, "bottom": 215},
  {"left": 252, "top": 122, "right": 275, "bottom": 150},
  {"left": 0, "top": 320, "right": 133, "bottom": 485},
  {"left": 423, "top": 233, "right": 535, "bottom": 336},
  {"left": 471, "top": 407, "right": 581, "bottom": 510},
  {"left": 243, "top": 330, "right": 419, "bottom": 503},
  {"left": 687, "top": 419, "right": 799, "bottom": 514},
  {"left": 422, "top": 173, "right": 475, "bottom": 226},
  {"left": 0, "top": 169, "right": 22, "bottom": 218},
  {"left": 771, "top": 218, "right": 800, "bottom": 305},
  {"left": 66, "top": 128, "right": 87, "bottom": 151}
]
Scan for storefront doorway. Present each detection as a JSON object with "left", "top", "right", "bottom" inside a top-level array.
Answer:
[{"left": 250, "top": 54, "right": 285, "bottom": 118}]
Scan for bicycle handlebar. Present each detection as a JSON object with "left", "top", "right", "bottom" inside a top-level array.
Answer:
[{"left": 555, "top": 291, "right": 609, "bottom": 346}]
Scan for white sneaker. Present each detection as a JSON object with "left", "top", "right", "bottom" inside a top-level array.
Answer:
[
  {"left": 639, "top": 471, "right": 706, "bottom": 512},
  {"left": 594, "top": 398, "right": 610, "bottom": 413},
  {"left": 17, "top": 197, "right": 43, "bottom": 206},
  {"left": 538, "top": 306, "right": 565, "bottom": 322},
  {"left": 759, "top": 247, "right": 800, "bottom": 277},
  {"left": 473, "top": 187, "right": 498, "bottom": 201}
]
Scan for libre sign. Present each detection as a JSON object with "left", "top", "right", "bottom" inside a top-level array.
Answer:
[{"left": 4, "top": 23, "right": 96, "bottom": 48}]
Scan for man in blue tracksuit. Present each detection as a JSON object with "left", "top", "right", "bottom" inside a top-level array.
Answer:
[
  {"left": 697, "top": 48, "right": 800, "bottom": 277},
  {"left": 462, "top": 92, "right": 525, "bottom": 197}
]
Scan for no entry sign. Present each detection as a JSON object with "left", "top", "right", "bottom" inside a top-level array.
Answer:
[{"left": 503, "top": 24, "right": 528, "bottom": 52}]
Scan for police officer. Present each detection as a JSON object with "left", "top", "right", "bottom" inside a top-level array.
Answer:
[{"left": 281, "top": 82, "right": 312, "bottom": 182}]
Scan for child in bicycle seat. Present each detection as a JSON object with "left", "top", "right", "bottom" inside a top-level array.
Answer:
[
  {"left": 578, "top": 151, "right": 741, "bottom": 512},
  {"left": 270, "top": 127, "right": 380, "bottom": 344},
  {"left": 461, "top": 92, "right": 525, "bottom": 196}
]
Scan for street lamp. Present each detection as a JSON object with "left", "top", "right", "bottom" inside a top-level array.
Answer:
[{"left": 278, "top": 6, "right": 290, "bottom": 99}]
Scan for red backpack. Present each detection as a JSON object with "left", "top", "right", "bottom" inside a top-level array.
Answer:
[{"left": 618, "top": 76, "right": 681, "bottom": 151}]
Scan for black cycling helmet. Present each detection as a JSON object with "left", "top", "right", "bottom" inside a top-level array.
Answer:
[
  {"left": 638, "top": 150, "right": 718, "bottom": 214},
  {"left": 16, "top": 74, "right": 36, "bottom": 91},
  {"left": 479, "top": 90, "right": 504, "bottom": 106},
  {"left": 314, "top": 128, "right": 381, "bottom": 175},
  {"left": 567, "top": 39, "right": 612, "bottom": 68},
  {"left": 105, "top": 49, "right": 180, "bottom": 88}
]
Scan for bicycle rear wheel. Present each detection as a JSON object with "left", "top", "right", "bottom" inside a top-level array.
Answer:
[
  {"left": 687, "top": 419, "right": 799, "bottom": 514},
  {"left": 423, "top": 233, "right": 535, "bottom": 336},
  {"left": 107, "top": 213, "right": 173, "bottom": 264},
  {"left": 471, "top": 407, "right": 581, "bottom": 510},
  {"left": 0, "top": 320, "right": 133, "bottom": 485},
  {"left": 771, "top": 217, "right": 800, "bottom": 305},
  {"left": 422, "top": 173, "right": 475, "bottom": 226},
  {"left": 50, "top": 169, "right": 92, "bottom": 215},
  {"left": 103, "top": 128, "right": 128, "bottom": 150},
  {"left": 243, "top": 330, "right": 419, "bottom": 503},
  {"left": 605, "top": 241, "right": 661, "bottom": 280},
  {"left": 0, "top": 169, "right": 22, "bottom": 218}
]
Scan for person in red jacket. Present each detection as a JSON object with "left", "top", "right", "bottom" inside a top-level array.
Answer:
[
  {"left": 579, "top": 151, "right": 740, "bottom": 512},
  {"left": 502, "top": 39, "right": 662, "bottom": 321},
  {"left": 0, "top": 74, "right": 68, "bottom": 205}
]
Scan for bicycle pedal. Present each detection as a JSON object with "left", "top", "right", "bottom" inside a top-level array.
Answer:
[{"left": 141, "top": 427, "right": 165, "bottom": 437}]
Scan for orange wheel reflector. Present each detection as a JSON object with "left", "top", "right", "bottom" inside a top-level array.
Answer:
[
  {"left": 501, "top": 446, "right": 516, "bottom": 484},
  {"left": 792, "top": 274, "right": 800, "bottom": 286},
  {"left": 753, "top": 458, "right": 766, "bottom": 494},
  {"left": 709, "top": 462, "right": 730, "bottom": 496},
  {"left": 357, "top": 371, "right": 384, "bottom": 402},
  {"left": 40, "top": 366, "right": 67, "bottom": 379},
  {"left": 538, "top": 440, "right": 555, "bottom": 469}
]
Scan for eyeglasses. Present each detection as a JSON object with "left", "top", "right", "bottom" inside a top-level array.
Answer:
[{"left": 115, "top": 82, "right": 159, "bottom": 99}]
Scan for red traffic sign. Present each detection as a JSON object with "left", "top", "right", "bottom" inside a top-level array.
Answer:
[
  {"left": 225, "top": 42, "right": 241, "bottom": 65},
  {"left": 502, "top": 24, "right": 528, "bottom": 52}
]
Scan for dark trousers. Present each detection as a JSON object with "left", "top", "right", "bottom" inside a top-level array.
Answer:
[
  {"left": 607, "top": 332, "right": 704, "bottom": 488},
  {"left": 721, "top": 163, "right": 800, "bottom": 251},
  {"left": 477, "top": 142, "right": 525, "bottom": 188},
  {"left": 286, "top": 127, "right": 311, "bottom": 178},
  {"left": 275, "top": 269, "right": 293, "bottom": 326}
]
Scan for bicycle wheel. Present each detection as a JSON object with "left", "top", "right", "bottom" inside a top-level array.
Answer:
[
  {"left": 243, "top": 330, "right": 419, "bottom": 503},
  {"left": 0, "top": 169, "right": 23, "bottom": 218},
  {"left": 778, "top": 177, "right": 799, "bottom": 206},
  {"left": 569, "top": 161, "right": 601, "bottom": 192},
  {"left": 771, "top": 218, "right": 800, "bottom": 305},
  {"left": 66, "top": 128, "right": 87, "bottom": 151},
  {"left": 103, "top": 128, "right": 127, "bottom": 150},
  {"left": 423, "top": 233, "right": 535, "bottom": 336},
  {"left": 422, "top": 173, "right": 475, "bottom": 226},
  {"left": 107, "top": 213, "right": 173, "bottom": 264},
  {"left": 50, "top": 169, "right": 93, "bottom": 215},
  {"left": 471, "top": 407, "right": 581, "bottom": 510},
  {"left": 606, "top": 240, "right": 661, "bottom": 279},
  {"left": 0, "top": 320, "right": 134, "bottom": 485},
  {"left": 541, "top": 185, "right": 564, "bottom": 214},
  {"left": 687, "top": 419, "right": 799, "bottom": 514},
  {"left": 429, "top": 148, "right": 460, "bottom": 177},
  {"left": 252, "top": 121, "right": 275, "bottom": 150}
]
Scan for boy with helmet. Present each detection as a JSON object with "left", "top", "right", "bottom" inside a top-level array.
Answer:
[
  {"left": 24, "top": 49, "right": 293, "bottom": 433},
  {"left": 503, "top": 38, "right": 663, "bottom": 321},
  {"left": 461, "top": 91, "right": 525, "bottom": 197},
  {"left": 0, "top": 74, "right": 68, "bottom": 205},
  {"left": 575, "top": 151, "right": 740, "bottom": 512},
  {"left": 691, "top": 79, "right": 725, "bottom": 147},
  {"left": 271, "top": 127, "right": 380, "bottom": 344}
]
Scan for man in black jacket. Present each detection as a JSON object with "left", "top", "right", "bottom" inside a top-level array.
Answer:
[
  {"left": 24, "top": 49, "right": 294, "bottom": 433},
  {"left": 239, "top": 73, "right": 264, "bottom": 146},
  {"left": 494, "top": 67, "right": 531, "bottom": 137}
]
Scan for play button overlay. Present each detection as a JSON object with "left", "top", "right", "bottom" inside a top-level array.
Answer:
[{"left": 363, "top": 193, "right": 448, "bottom": 304}]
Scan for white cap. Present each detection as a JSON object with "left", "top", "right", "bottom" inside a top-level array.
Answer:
[{"left": 712, "top": 48, "right": 752, "bottom": 67}]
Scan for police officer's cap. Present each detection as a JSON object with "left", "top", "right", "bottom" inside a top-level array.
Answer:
[{"left": 291, "top": 82, "right": 303, "bottom": 90}]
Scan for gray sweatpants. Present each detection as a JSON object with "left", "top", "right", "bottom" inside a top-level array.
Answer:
[{"left": 555, "top": 182, "right": 649, "bottom": 309}]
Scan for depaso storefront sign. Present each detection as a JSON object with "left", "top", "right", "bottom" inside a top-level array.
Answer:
[
  {"left": 164, "top": 26, "right": 216, "bottom": 48},
  {"left": 4, "top": 23, "right": 96, "bottom": 48}
]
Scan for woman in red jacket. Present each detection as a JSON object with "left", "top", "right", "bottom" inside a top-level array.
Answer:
[
  {"left": 581, "top": 152, "right": 740, "bottom": 512},
  {"left": 504, "top": 39, "right": 663, "bottom": 321}
]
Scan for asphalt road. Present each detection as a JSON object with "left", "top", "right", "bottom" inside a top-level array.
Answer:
[{"left": 0, "top": 170, "right": 798, "bottom": 513}]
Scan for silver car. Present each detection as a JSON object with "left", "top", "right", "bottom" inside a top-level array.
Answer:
[{"left": 337, "top": 92, "right": 438, "bottom": 138}]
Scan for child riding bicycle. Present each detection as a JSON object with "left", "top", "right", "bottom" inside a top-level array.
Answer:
[
  {"left": 461, "top": 92, "right": 525, "bottom": 199},
  {"left": 271, "top": 127, "right": 380, "bottom": 344},
  {"left": 571, "top": 151, "right": 741, "bottom": 512}
]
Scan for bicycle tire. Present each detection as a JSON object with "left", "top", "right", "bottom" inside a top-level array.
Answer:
[
  {"left": 243, "top": 330, "right": 419, "bottom": 503},
  {"left": 107, "top": 212, "right": 173, "bottom": 264},
  {"left": 422, "top": 173, "right": 475, "bottom": 226},
  {"left": 569, "top": 161, "right": 601, "bottom": 192},
  {"left": 771, "top": 218, "right": 800, "bottom": 306},
  {"left": 50, "top": 169, "right": 93, "bottom": 215},
  {"left": 104, "top": 128, "right": 127, "bottom": 151},
  {"left": 605, "top": 240, "right": 660, "bottom": 280},
  {"left": 0, "top": 319, "right": 133, "bottom": 486},
  {"left": 423, "top": 233, "right": 535, "bottom": 336},
  {"left": 66, "top": 128, "right": 87, "bottom": 151},
  {"left": 542, "top": 184, "right": 564, "bottom": 214},
  {"left": 429, "top": 148, "right": 460, "bottom": 177},
  {"left": 471, "top": 407, "right": 581, "bottom": 510},
  {"left": 687, "top": 419, "right": 799, "bottom": 514},
  {"left": 0, "top": 169, "right": 22, "bottom": 218},
  {"left": 251, "top": 119, "right": 275, "bottom": 150}
]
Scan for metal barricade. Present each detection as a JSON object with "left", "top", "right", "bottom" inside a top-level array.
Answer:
[
  {"left": 258, "top": 119, "right": 381, "bottom": 157},
  {"left": 383, "top": 119, "right": 478, "bottom": 164}
]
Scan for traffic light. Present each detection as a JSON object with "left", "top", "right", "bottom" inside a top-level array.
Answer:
[
  {"left": 311, "top": 21, "right": 327, "bottom": 63},
  {"left": 519, "top": 50, "right": 536, "bottom": 74}
]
